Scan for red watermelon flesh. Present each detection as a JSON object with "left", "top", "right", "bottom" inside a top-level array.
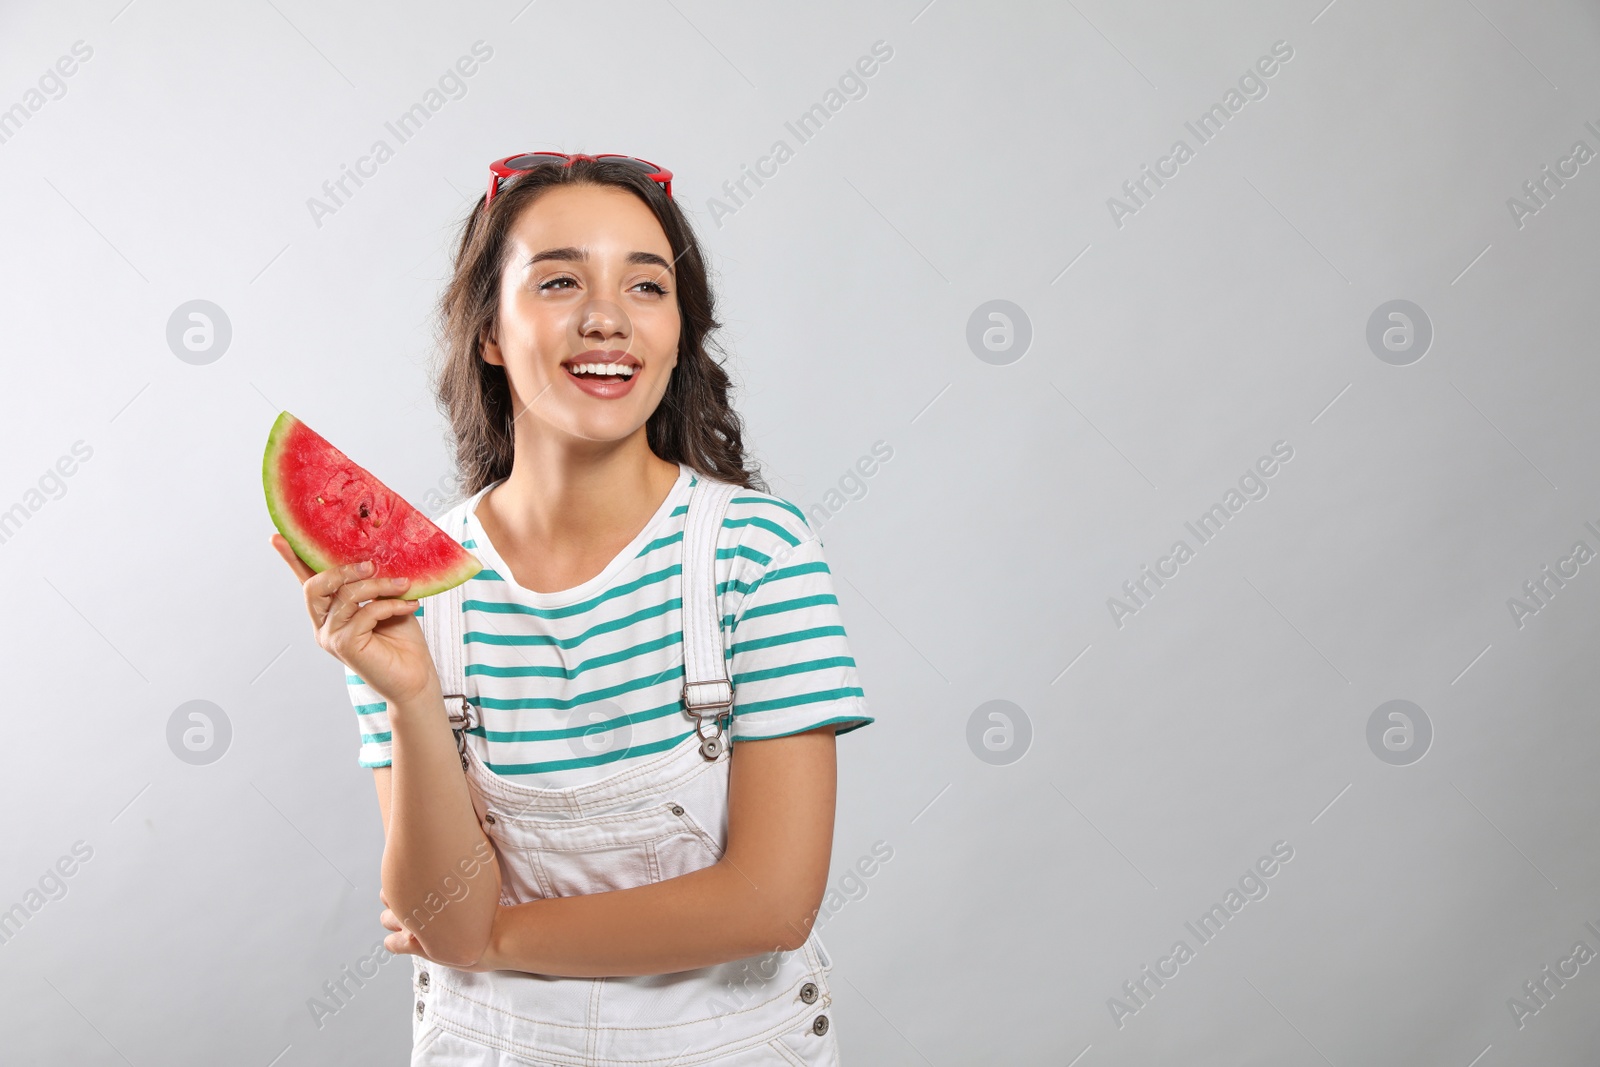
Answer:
[{"left": 263, "top": 411, "right": 480, "bottom": 599}]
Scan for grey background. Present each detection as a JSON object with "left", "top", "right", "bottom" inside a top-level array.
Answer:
[{"left": 2, "top": 0, "right": 1597, "bottom": 1063}]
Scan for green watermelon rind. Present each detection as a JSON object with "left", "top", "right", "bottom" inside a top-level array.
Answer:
[{"left": 263, "top": 411, "right": 481, "bottom": 599}]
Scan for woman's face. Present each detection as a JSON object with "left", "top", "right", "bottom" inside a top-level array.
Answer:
[{"left": 483, "top": 182, "right": 680, "bottom": 450}]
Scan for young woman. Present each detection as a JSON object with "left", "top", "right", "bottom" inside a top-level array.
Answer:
[{"left": 271, "top": 153, "right": 873, "bottom": 1065}]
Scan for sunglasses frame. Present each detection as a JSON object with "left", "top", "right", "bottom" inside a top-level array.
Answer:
[{"left": 485, "top": 152, "right": 674, "bottom": 205}]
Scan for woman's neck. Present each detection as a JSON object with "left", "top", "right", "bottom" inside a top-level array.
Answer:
[{"left": 476, "top": 434, "right": 681, "bottom": 576}]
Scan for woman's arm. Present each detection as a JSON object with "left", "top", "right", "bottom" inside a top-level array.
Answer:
[
  {"left": 374, "top": 694, "right": 502, "bottom": 968},
  {"left": 460, "top": 725, "right": 837, "bottom": 977},
  {"left": 269, "top": 536, "right": 501, "bottom": 969}
]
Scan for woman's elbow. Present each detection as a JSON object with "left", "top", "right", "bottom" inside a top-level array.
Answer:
[
  {"left": 415, "top": 922, "right": 493, "bottom": 969},
  {"left": 761, "top": 889, "right": 825, "bottom": 953},
  {"left": 391, "top": 884, "right": 498, "bottom": 968},
  {"left": 717, "top": 853, "right": 827, "bottom": 954},
  {"left": 770, "top": 923, "right": 809, "bottom": 954}
]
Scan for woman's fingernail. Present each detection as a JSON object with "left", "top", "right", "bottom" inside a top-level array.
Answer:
[
  {"left": 360, "top": 561, "right": 375, "bottom": 575},
  {"left": 392, "top": 577, "right": 408, "bottom": 587}
]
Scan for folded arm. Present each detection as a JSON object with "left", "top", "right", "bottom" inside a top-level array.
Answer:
[
  {"left": 372, "top": 693, "right": 502, "bottom": 969},
  {"left": 478, "top": 724, "right": 838, "bottom": 977}
]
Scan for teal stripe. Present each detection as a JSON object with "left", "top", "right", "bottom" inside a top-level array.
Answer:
[
  {"left": 467, "top": 631, "right": 681, "bottom": 679},
  {"left": 723, "top": 513, "right": 801, "bottom": 547},
  {"left": 460, "top": 539, "right": 477, "bottom": 549},
  {"left": 414, "top": 604, "right": 424, "bottom": 617},
  {"left": 734, "top": 655, "right": 856, "bottom": 685},
  {"left": 467, "top": 698, "right": 684, "bottom": 742},
  {"left": 359, "top": 756, "right": 393, "bottom": 768},
  {"left": 741, "top": 593, "right": 840, "bottom": 621},
  {"left": 635, "top": 530, "right": 684, "bottom": 558},
  {"left": 474, "top": 569, "right": 504, "bottom": 581},
  {"left": 631, "top": 511, "right": 784, "bottom": 561},
  {"left": 721, "top": 543, "right": 772, "bottom": 566},
  {"left": 734, "top": 714, "right": 875, "bottom": 742},
  {"left": 485, "top": 730, "right": 693, "bottom": 776},
  {"left": 353, "top": 702, "right": 387, "bottom": 716},
  {"left": 462, "top": 535, "right": 783, "bottom": 605},
  {"left": 767, "top": 561, "right": 832, "bottom": 582},
  {"left": 467, "top": 591, "right": 739, "bottom": 652},
  {"left": 361, "top": 731, "right": 393, "bottom": 744},
  {"left": 467, "top": 589, "right": 675, "bottom": 623},
  {"left": 468, "top": 630, "right": 558, "bottom": 647},
  {"left": 468, "top": 599, "right": 678, "bottom": 647},
  {"left": 345, "top": 673, "right": 364, "bottom": 685},
  {"left": 735, "top": 687, "right": 865, "bottom": 716},
  {"left": 737, "top": 560, "right": 830, "bottom": 608},
  {"left": 731, "top": 625, "right": 849, "bottom": 655},
  {"left": 472, "top": 663, "right": 684, "bottom": 711},
  {"left": 465, "top": 565, "right": 678, "bottom": 620},
  {"left": 731, "top": 494, "right": 807, "bottom": 526}
]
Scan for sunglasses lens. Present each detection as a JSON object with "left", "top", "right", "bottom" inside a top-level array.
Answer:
[
  {"left": 612, "top": 158, "right": 660, "bottom": 177},
  {"left": 503, "top": 153, "right": 568, "bottom": 171}
]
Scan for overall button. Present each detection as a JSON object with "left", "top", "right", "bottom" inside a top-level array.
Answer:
[
  {"left": 484, "top": 812, "right": 496, "bottom": 825},
  {"left": 417, "top": 971, "right": 429, "bottom": 991},
  {"left": 811, "top": 1014, "right": 829, "bottom": 1036},
  {"left": 799, "top": 982, "right": 818, "bottom": 1004},
  {"left": 668, "top": 803, "right": 685, "bottom": 816},
  {"left": 416, "top": 999, "right": 426, "bottom": 1021}
]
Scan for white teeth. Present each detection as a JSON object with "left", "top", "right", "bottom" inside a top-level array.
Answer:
[{"left": 567, "top": 362, "right": 636, "bottom": 379}]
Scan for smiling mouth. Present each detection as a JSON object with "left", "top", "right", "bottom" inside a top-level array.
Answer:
[{"left": 565, "top": 361, "right": 637, "bottom": 381}]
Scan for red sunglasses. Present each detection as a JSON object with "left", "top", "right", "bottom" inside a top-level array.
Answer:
[{"left": 485, "top": 152, "right": 673, "bottom": 205}]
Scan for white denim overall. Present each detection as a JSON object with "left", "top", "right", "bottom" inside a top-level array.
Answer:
[{"left": 408, "top": 474, "right": 841, "bottom": 1066}]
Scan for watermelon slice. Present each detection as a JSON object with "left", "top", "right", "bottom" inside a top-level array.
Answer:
[{"left": 262, "top": 411, "right": 480, "bottom": 599}]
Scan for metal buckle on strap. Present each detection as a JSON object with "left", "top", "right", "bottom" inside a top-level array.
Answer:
[
  {"left": 681, "top": 678, "right": 733, "bottom": 761},
  {"left": 442, "top": 694, "right": 473, "bottom": 771}
]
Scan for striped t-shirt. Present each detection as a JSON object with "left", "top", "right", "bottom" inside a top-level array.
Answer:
[{"left": 345, "top": 461, "right": 873, "bottom": 787}]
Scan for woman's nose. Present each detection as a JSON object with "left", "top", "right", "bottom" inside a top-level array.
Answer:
[{"left": 573, "top": 299, "right": 629, "bottom": 342}]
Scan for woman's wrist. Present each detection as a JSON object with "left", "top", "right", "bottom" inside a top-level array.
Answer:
[{"left": 386, "top": 681, "right": 447, "bottom": 726}]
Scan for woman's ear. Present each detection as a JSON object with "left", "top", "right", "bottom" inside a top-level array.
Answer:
[{"left": 480, "top": 324, "right": 503, "bottom": 367}]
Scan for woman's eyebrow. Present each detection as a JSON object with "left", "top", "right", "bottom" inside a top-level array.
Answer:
[{"left": 526, "top": 247, "right": 674, "bottom": 273}]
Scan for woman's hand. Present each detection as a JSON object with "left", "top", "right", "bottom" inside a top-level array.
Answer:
[
  {"left": 378, "top": 887, "right": 507, "bottom": 973},
  {"left": 270, "top": 534, "right": 440, "bottom": 707}
]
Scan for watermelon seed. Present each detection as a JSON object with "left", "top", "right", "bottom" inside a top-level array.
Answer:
[{"left": 359, "top": 502, "right": 370, "bottom": 519}]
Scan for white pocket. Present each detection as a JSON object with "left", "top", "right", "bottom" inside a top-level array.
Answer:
[{"left": 490, "top": 798, "right": 724, "bottom": 898}]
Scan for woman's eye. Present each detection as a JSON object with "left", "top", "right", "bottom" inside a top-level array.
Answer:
[{"left": 538, "top": 277, "right": 665, "bottom": 295}]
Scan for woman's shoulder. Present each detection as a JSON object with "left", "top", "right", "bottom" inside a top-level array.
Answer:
[{"left": 715, "top": 481, "right": 822, "bottom": 565}]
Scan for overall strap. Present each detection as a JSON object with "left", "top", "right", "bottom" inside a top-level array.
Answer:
[
  {"left": 419, "top": 538, "right": 473, "bottom": 772},
  {"left": 681, "top": 474, "right": 740, "bottom": 760}
]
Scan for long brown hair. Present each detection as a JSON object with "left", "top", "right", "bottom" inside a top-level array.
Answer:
[{"left": 434, "top": 156, "right": 767, "bottom": 495}]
